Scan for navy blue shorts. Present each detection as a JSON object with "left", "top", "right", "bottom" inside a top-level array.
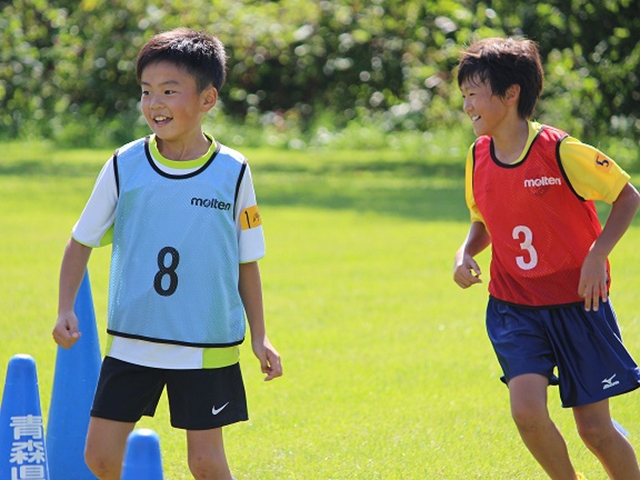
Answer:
[
  {"left": 486, "top": 298, "right": 640, "bottom": 407},
  {"left": 91, "top": 357, "right": 248, "bottom": 430}
]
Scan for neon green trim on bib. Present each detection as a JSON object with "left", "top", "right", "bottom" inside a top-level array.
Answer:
[
  {"left": 150, "top": 134, "right": 216, "bottom": 169},
  {"left": 105, "top": 334, "right": 114, "bottom": 356},
  {"left": 203, "top": 346, "right": 240, "bottom": 368}
]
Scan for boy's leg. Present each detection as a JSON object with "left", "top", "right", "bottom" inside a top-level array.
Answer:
[
  {"left": 85, "top": 417, "right": 135, "bottom": 480},
  {"left": 573, "top": 399, "right": 640, "bottom": 480},
  {"left": 509, "top": 374, "right": 577, "bottom": 479},
  {"left": 186, "top": 428, "right": 233, "bottom": 480}
]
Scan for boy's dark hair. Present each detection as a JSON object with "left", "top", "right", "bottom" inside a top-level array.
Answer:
[
  {"left": 136, "top": 28, "right": 227, "bottom": 92},
  {"left": 457, "top": 37, "right": 543, "bottom": 120}
]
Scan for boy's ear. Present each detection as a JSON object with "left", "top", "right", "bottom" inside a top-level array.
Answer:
[
  {"left": 504, "top": 84, "right": 520, "bottom": 105},
  {"left": 201, "top": 86, "right": 218, "bottom": 112}
]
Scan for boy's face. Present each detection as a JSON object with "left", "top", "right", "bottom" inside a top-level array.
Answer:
[
  {"left": 140, "top": 61, "right": 217, "bottom": 146},
  {"left": 460, "top": 78, "right": 511, "bottom": 137}
]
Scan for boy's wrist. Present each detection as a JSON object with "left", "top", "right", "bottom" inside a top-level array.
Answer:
[
  {"left": 587, "top": 242, "right": 610, "bottom": 261},
  {"left": 250, "top": 329, "right": 267, "bottom": 342},
  {"left": 57, "top": 306, "right": 75, "bottom": 316}
]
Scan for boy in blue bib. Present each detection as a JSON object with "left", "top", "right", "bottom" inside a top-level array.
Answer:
[{"left": 53, "top": 28, "right": 282, "bottom": 480}]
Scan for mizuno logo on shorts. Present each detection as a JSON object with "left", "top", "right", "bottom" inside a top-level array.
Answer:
[{"left": 602, "top": 374, "right": 620, "bottom": 390}]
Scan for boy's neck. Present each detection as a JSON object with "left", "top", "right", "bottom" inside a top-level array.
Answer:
[
  {"left": 156, "top": 132, "right": 212, "bottom": 161},
  {"left": 491, "top": 118, "right": 529, "bottom": 165}
]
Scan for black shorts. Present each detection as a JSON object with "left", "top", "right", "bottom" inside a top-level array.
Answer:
[{"left": 90, "top": 357, "right": 248, "bottom": 430}]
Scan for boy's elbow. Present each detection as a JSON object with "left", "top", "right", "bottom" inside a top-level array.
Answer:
[
  {"left": 622, "top": 183, "right": 640, "bottom": 212},
  {"left": 614, "top": 183, "right": 640, "bottom": 212}
]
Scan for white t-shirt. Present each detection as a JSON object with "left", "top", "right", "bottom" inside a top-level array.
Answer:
[{"left": 72, "top": 135, "right": 265, "bottom": 369}]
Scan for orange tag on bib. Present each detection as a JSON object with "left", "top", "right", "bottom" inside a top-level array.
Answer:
[{"left": 240, "top": 205, "right": 262, "bottom": 230}]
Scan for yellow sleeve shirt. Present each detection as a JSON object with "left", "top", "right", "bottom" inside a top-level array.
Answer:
[{"left": 466, "top": 122, "right": 630, "bottom": 224}]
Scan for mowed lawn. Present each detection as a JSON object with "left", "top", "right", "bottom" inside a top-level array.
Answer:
[{"left": 2, "top": 141, "right": 640, "bottom": 479}]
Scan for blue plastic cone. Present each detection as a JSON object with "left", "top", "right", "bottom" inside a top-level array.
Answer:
[
  {"left": 46, "top": 271, "right": 102, "bottom": 480},
  {"left": 121, "top": 429, "right": 164, "bottom": 480},
  {"left": 0, "top": 354, "right": 50, "bottom": 480}
]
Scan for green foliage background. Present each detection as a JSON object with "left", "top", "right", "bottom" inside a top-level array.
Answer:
[{"left": 2, "top": 0, "right": 640, "bottom": 149}]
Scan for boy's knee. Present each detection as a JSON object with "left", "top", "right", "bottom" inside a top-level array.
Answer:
[
  {"left": 510, "top": 403, "right": 549, "bottom": 432},
  {"left": 575, "top": 418, "right": 615, "bottom": 449},
  {"left": 188, "top": 452, "right": 231, "bottom": 480},
  {"left": 85, "top": 446, "right": 120, "bottom": 480}
]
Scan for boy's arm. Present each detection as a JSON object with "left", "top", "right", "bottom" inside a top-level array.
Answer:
[
  {"left": 238, "top": 261, "right": 282, "bottom": 381},
  {"left": 52, "top": 238, "right": 92, "bottom": 348},
  {"left": 580, "top": 182, "right": 640, "bottom": 311},
  {"left": 453, "top": 221, "right": 491, "bottom": 289}
]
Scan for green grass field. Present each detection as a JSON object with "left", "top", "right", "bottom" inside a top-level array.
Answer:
[{"left": 2, "top": 140, "right": 640, "bottom": 479}]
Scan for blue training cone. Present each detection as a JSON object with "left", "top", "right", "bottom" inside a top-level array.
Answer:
[
  {"left": 0, "top": 354, "right": 50, "bottom": 480},
  {"left": 47, "top": 271, "right": 102, "bottom": 480},
  {"left": 121, "top": 429, "right": 164, "bottom": 480}
]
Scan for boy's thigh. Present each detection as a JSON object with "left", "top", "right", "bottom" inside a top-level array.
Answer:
[
  {"left": 166, "top": 362, "right": 248, "bottom": 430},
  {"left": 486, "top": 299, "right": 557, "bottom": 384},
  {"left": 85, "top": 417, "right": 135, "bottom": 463}
]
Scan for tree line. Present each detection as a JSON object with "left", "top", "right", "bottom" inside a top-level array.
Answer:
[{"left": 1, "top": 0, "right": 639, "bottom": 147}]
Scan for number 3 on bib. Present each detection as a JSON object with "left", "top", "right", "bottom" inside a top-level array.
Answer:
[{"left": 512, "top": 225, "right": 538, "bottom": 270}]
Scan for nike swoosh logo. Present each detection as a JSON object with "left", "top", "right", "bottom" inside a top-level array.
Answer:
[{"left": 212, "top": 402, "right": 230, "bottom": 416}]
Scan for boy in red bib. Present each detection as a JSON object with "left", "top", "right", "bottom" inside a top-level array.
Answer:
[{"left": 453, "top": 37, "right": 640, "bottom": 479}]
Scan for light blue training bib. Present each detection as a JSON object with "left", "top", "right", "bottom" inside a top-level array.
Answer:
[{"left": 107, "top": 137, "right": 247, "bottom": 347}]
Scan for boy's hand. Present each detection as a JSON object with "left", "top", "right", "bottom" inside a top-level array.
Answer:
[
  {"left": 52, "top": 311, "right": 82, "bottom": 349},
  {"left": 453, "top": 253, "right": 483, "bottom": 289},
  {"left": 579, "top": 251, "right": 608, "bottom": 312},
  {"left": 252, "top": 336, "right": 282, "bottom": 381}
]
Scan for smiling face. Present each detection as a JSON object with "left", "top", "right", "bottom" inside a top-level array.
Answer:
[
  {"left": 460, "top": 77, "right": 512, "bottom": 138},
  {"left": 140, "top": 61, "right": 217, "bottom": 151}
]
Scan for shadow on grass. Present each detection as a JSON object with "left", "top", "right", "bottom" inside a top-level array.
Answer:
[
  {"left": 1, "top": 146, "right": 469, "bottom": 222},
  {"left": 254, "top": 157, "right": 464, "bottom": 179},
  {"left": 254, "top": 157, "right": 468, "bottom": 222},
  {"left": 259, "top": 181, "right": 468, "bottom": 222},
  {"left": 0, "top": 142, "right": 112, "bottom": 178},
  {"left": 0, "top": 159, "right": 112, "bottom": 178}
]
